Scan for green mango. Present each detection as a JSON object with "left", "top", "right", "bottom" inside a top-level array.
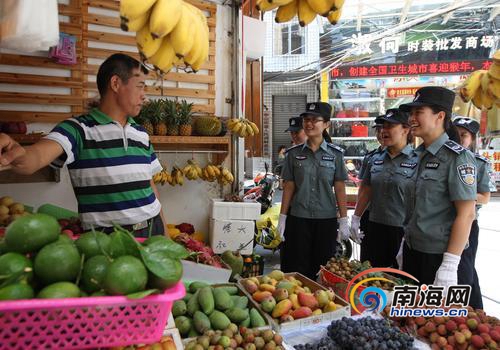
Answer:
[
  {"left": 172, "top": 300, "right": 187, "bottom": 317},
  {"left": 231, "top": 295, "right": 249, "bottom": 309},
  {"left": 213, "top": 288, "right": 233, "bottom": 311},
  {"left": 208, "top": 310, "right": 231, "bottom": 330},
  {"left": 240, "top": 316, "right": 251, "bottom": 327},
  {"left": 189, "top": 281, "right": 209, "bottom": 294},
  {"left": 250, "top": 308, "right": 266, "bottom": 328},
  {"left": 225, "top": 308, "right": 249, "bottom": 323},
  {"left": 175, "top": 316, "right": 192, "bottom": 336},
  {"left": 187, "top": 289, "right": 200, "bottom": 316},
  {"left": 198, "top": 286, "right": 214, "bottom": 315},
  {"left": 217, "top": 285, "right": 239, "bottom": 295},
  {"left": 193, "top": 310, "right": 212, "bottom": 334}
]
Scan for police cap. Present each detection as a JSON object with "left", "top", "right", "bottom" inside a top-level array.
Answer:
[
  {"left": 453, "top": 116, "right": 480, "bottom": 134},
  {"left": 399, "top": 86, "right": 455, "bottom": 113},
  {"left": 300, "top": 102, "right": 333, "bottom": 121},
  {"left": 285, "top": 116, "right": 303, "bottom": 132}
]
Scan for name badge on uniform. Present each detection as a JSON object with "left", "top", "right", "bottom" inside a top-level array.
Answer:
[
  {"left": 400, "top": 162, "right": 417, "bottom": 169},
  {"left": 295, "top": 155, "right": 307, "bottom": 160},
  {"left": 374, "top": 160, "right": 384, "bottom": 165},
  {"left": 322, "top": 155, "right": 334, "bottom": 161},
  {"left": 457, "top": 164, "right": 476, "bottom": 186},
  {"left": 425, "top": 162, "right": 440, "bottom": 169}
]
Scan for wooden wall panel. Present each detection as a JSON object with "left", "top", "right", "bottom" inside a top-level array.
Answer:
[{"left": 0, "top": 0, "right": 218, "bottom": 123}]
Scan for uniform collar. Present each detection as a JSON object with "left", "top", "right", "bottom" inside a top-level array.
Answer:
[
  {"left": 89, "top": 108, "right": 137, "bottom": 126},
  {"left": 302, "top": 139, "right": 329, "bottom": 152},
  {"left": 401, "top": 144, "right": 413, "bottom": 156},
  {"left": 417, "top": 133, "right": 449, "bottom": 156}
]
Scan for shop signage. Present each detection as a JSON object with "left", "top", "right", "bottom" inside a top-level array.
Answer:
[
  {"left": 330, "top": 59, "right": 492, "bottom": 79},
  {"left": 387, "top": 87, "right": 421, "bottom": 98},
  {"left": 349, "top": 33, "right": 496, "bottom": 55}
]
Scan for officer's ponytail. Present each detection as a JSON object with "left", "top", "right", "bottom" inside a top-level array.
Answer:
[
  {"left": 322, "top": 129, "right": 332, "bottom": 143},
  {"left": 430, "top": 105, "right": 460, "bottom": 143}
]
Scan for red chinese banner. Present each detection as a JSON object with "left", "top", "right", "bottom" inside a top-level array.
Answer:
[
  {"left": 330, "top": 60, "right": 492, "bottom": 79},
  {"left": 386, "top": 87, "right": 421, "bottom": 98}
]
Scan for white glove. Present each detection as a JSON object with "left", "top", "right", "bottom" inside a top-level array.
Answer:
[
  {"left": 349, "top": 215, "right": 364, "bottom": 244},
  {"left": 396, "top": 239, "right": 404, "bottom": 270},
  {"left": 433, "top": 252, "right": 461, "bottom": 288},
  {"left": 277, "top": 214, "right": 287, "bottom": 242},
  {"left": 337, "top": 217, "right": 350, "bottom": 243}
]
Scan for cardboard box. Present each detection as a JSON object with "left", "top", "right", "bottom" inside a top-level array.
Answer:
[
  {"left": 209, "top": 218, "right": 255, "bottom": 255},
  {"left": 211, "top": 198, "right": 261, "bottom": 221},
  {"left": 181, "top": 259, "right": 232, "bottom": 284},
  {"left": 238, "top": 273, "right": 351, "bottom": 332}
]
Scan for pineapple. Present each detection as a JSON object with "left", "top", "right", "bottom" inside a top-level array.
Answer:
[
  {"left": 136, "top": 101, "right": 154, "bottom": 135},
  {"left": 165, "top": 99, "right": 180, "bottom": 136},
  {"left": 151, "top": 100, "right": 168, "bottom": 136},
  {"left": 178, "top": 99, "right": 194, "bottom": 136}
]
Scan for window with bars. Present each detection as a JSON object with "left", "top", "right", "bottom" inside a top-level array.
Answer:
[{"left": 273, "top": 22, "right": 305, "bottom": 55}]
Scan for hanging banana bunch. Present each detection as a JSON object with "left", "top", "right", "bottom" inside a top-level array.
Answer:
[
  {"left": 183, "top": 159, "right": 203, "bottom": 181},
  {"left": 119, "top": 0, "right": 210, "bottom": 74},
  {"left": 201, "top": 164, "right": 220, "bottom": 182},
  {"left": 169, "top": 166, "right": 184, "bottom": 186},
  {"left": 218, "top": 166, "right": 235, "bottom": 185},
  {"left": 227, "top": 118, "right": 260, "bottom": 138},
  {"left": 459, "top": 50, "right": 500, "bottom": 110}
]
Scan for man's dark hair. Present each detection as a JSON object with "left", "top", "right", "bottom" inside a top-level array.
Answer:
[{"left": 96, "top": 53, "right": 148, "bottom": 97}]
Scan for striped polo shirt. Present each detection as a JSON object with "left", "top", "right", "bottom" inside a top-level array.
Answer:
[{"left": 44, "top": 108, "right": 163, "bottom": 229}]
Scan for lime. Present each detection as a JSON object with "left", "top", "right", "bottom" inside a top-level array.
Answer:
[
  {"left": 37, "top": 282, "right": 81, "bottom": 299},
  {"left": 103, "top": 255, "right": 148, "bottom": 295},
  {"left": 5, "top": 213, "right": 60, "bottom": 253},
  {"left": 0, "top": 252, "right": 33, "bottom": 282},
  {"left": 81, "top": 255, "right": 110, "bottom": 293},
  {"left": 147, "top": 258, "right": 183, "bottom": 290},
  {"left": 0, "top": 282, "right": 34, "bottom": 300},
  {"left": 75, "top": 231, "right": 111, "bottom": 258},
  {"left": 57, "top": 235, "right": 74, "bottom": 245},
  {"left": 34, "top": 241, "right": 81, "bottom": 285}
]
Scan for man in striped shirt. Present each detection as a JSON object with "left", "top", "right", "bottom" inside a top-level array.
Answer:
[{"left": 0, "top": 54, "right": 166, "bottom": 236}]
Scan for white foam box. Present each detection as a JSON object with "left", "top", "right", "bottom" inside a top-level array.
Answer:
[
  {"left": 181, "top": 259, "right": 232, "bottom": 284},
  {"left": 209, "top": 218, "right": 255, "bottom": 255},
  {"left": 211, "top": 198, "right": 261, "bottom": 221}
]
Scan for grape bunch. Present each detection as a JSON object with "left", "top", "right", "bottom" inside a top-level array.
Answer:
[{"left": 294, "top": 317, "right": 414, "bottom": 350}]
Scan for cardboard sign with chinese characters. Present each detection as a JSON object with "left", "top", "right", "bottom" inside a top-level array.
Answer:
[{"left": 209, "top": 219, "right": 255, "bottom": 255}]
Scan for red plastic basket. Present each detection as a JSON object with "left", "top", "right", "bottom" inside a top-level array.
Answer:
[{"left": 0, "top": 282, "right": 185, "bottom": 350}]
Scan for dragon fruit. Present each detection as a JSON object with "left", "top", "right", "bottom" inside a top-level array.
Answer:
[
  {"left": 176, "top": 223, "right": 195, "bottom": 235},
  {"left": 175, "top": 233, "right": 224, "bottom": 268}
]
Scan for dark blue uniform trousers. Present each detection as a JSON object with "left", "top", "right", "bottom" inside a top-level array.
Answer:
[{"left": 458, "top": 220, "right": 482, "bottom": 309}]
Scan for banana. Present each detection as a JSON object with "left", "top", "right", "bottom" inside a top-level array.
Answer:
[
  {"left": 256, "top": 0, "right": 280, "bottom": 12},
  {"left": 489, "top": 61, "right": 500, "bottom": 80},
  {"left": 183, "top": 12, "right": 204, "bottom": 67},
  {"left": 227, "top": 118, "right": 238, "bottom": 129},
  {"left": 269, "top": 0, "right": 294, "bottom": 5},
  {"left": 121, "top": 10, "right": 150, "bottom": 32},
  {"left": 240, "top": 126, "right": 248, "bottom": 138},
  {"left": 232, "top": 122, "right": 242, "bottom": 135},
  {"left": 326, "top": 8, "right": 342, "bottom": 24},
  {"left": 190, "top": 21, "right": 209, "bottom": 71},
  {"left": 149, "top": 0, "right": 183, "bottom": 39},
  {"left": 249, "top": 121, "right": 260, "bottom": 135},
  {"left": 148, "top": 35, "right": 177, "bottom": 73},
  {"left": 298, "top": 0, "right": 317, "bottom": 27},
  {"left": 275, "top": 0, "right": 298, "bottom": 23},
  {"left": 212, "top": 165, "right": 221, "bottom": 177},
  {"left": 136, "top": 25, "right": 163, "bottom": 58},
  {"left": 246, "top": 123, "right": 254, "bottom": 137},
  {"left": 120, "top": 0, "right": 157, "bottom": 22},
  {"left": 206, "top": 165, "right": 215, "bottom": 178},
  {"left": 170, "top": 4, "right": 195, "bottom": 58},
  {"left": 306, "top": 0, "right": 335, "bottom": 16},
  {"left": 460, "top": 70, "right": 484, "bottom": 102}
]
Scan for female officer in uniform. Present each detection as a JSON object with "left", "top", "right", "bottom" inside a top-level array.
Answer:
[
  {"left": 350, "top": 117, "right": 384, "bottom": 245},
  {"left": 349, "top": 109, "right": 418, "bottom": 268},
  {"left": 399, "top": 87, "right": 477, "bottom": 287},
  {"left": 454, "top": 117, "right": 496, "bottom": 308},
  {"left": 277, "top": 102, "right": 349, "bottom": 280}
]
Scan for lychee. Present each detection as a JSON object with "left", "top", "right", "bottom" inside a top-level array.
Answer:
[
  {"left": 425, "top": 321, "right": 437, "bottom": 333},
  {"left": 415, "top": 316, "right": 426, "bottom": 326},
  {"left": 455, "top": 317, "right": 466, "bottom": 325},
  {"left": 429, "top": 332, "right": 439, "bottom": 343},
  {"left": 437, "top": 324, "right": 447, "bottom": 336},
  {"left": 478, "top": 323, "right": 491, "bottom": 334},
  {"left": 437, "top": 336, "right": 447, "bottom": 347},
  {"left": 417, "top": 327, "right": 428, "bottom": 338},
  {"left": 471, "top": 335, "right": 485, "bottom": 348},
  {"left": 446, "top": 320, "right": 458, "bottom": 332},
  {"left": 434, "top": 316, "right": 445, "bottom": 325},
  {"left": 466, "top": 318, "right": 478, "bottom": 330},
  {"left": 455, "top": 332, "right": 466, "bottom": 345},
  {"left": 447, "top": 335, "right": 456, "bottom": 346},
  {"left": 491, "top": 330, "right": 500, "bottom": 342},
  {"left": 481, "top": 333, "right": 492, "bottom": 344},
  {"left": 461, "top": 329, "right": 472, "bottom": 341}
]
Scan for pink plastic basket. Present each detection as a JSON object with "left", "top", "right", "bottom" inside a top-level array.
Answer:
[{"left": 0, "top": 282, "right": 185, "bottom": 350}]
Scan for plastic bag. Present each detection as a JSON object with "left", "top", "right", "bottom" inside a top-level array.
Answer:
[{"left": 0, "top": 0, "right": 59, "bottom": 52}]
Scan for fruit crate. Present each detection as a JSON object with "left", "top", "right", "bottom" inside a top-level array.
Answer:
[
  {"left": 238, "top": 273, "right": 350, "bottom": 332},
  {"left": 0, "top": 282, "right": 185, "bottom": 350},
  {"left": 242, "top": 256, "right": 265, "bottom": 278}
]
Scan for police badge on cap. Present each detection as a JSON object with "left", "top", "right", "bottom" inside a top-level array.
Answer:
[{"left": 457, "top": 164, "right": 476, "bottom": 186}]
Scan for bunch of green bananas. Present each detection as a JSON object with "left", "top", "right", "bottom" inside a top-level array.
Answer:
[
  {"left": 227, "top": 118, "right": 260, "bottom": 138},
  {"left": 459, "top": 50, "right": 500, "bottom": 110},
  {"left": 120, "top": 0, "right": 210, "bottom": 73},
  {"left": 256, "top": 0, "right": 344, "bottom": 26}
]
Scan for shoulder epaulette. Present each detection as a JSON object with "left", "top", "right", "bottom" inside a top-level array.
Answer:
[
  {"left": 327, "top": 143, "right": 345, "bottom": 153},
  {"left": 444, "top": 140, "right": 465, "bottom": 154},
  {"left": 475, "top": 154, "right": 490, "bottom": 163},
  {"left": 285, "top": 143, "right": 303, "bottom": 153}
]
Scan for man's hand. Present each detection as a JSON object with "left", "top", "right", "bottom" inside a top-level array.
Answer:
[
  {"left": 337, "top": 216, "right": 350, "bottom": 243},
  {"left": 0, "top": 133, "right": 25, "bottom": 167},
  {"left": 433, "top": 252, "right": 461, "bottom": 288},
  {"left": 277, "top": 214, "right": 287, "bottom": 242},
  {"left": 349, "top": 214, "right": 364, "bottom": 244}
]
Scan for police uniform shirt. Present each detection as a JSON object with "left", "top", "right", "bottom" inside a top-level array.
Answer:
[
  {"left": 281, "top": 140, "right": 348, "bottom": 219},
  {"left": 363, "top": 144, "right": 418, "bottom": 227},
  {"left": 358, "top": 146, "right": 384, "bottom": 181},
  {"left": 475, "top": 153, "right": 497, "bottom": 218},
  {"left": 404, "top": 133, "right": 477, "bottom": 254}
]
